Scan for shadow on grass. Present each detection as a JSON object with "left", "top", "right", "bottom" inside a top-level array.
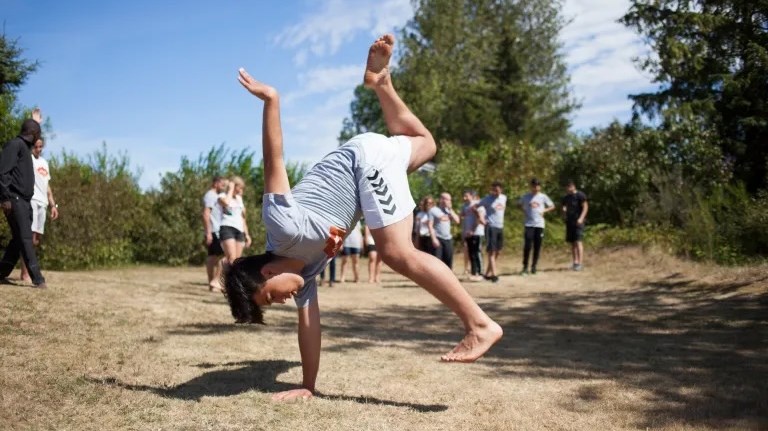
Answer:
[
  {"left": 314, "top": 274, "right": 767, "bottom": 428},
  {"left": 88, "top": 360, "right": 447, "bottom": 412}
]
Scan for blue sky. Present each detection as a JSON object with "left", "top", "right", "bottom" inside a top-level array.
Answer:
[{"left": 3, "top": 0, "right": 655, "bottom": 189}]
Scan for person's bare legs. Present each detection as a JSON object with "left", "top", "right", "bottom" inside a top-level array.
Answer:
[
  {"left": 351, "top": 254, "right": 359, "bottom": 282},
  {"left": 206, "top": 255, "right": 222, "bottom": 291},
  {"left": 365, "top": 34, "right": 501, "bottom": 361},
  {"left": 339, "top": 255, "right": 349, "bottom": 283},
  {"left": 373, "top": 255, "right": 383, "bottom": 283},
  {"left": 368, "top": 250, "right": 378, "bottom": 283},
  {"left": 485, "top": 251, "right": 499, "bottom": 278},
  {"left": 372, "top": 215, "right": 502, "bottom": 362},
  {"left": 364, "top": 34, "right": 435, "bottom": 173}
]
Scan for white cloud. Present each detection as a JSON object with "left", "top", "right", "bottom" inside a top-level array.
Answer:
[
  {"left": 274, "top": 0, "right": 412, "bottom": 65},
  {"left": 283, "top": 64, "right": 362, "bottom": 103},
  {"left": 562, "top": 0, "right": 655, "bottom": 130}
]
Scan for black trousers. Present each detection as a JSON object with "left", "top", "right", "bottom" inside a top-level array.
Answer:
[
  {"left": 523, "top": 227, "right": 544, "bottom": 270},
  {"left": 0, "top": 197, "right": 45, "bottom": 285},
  {"left": 433, "top": 237, "right": 454, "bottom": 269},
  {"left": 465, "top": 235, "right": 482, "bottom": 275}
]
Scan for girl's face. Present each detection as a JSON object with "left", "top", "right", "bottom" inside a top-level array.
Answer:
[{"left": 235, "top": 183, "right": 245, "bottom": 195}]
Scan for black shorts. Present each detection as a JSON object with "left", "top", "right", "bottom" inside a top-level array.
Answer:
[
  {"left": 566, "top": 223, "right": 584, "bottom": 243},
  {"left": 207, "top": 233, "right": 224, "bottom": 256},
  {"left": 343, "top": 247, "right": 361, "bottom": 256},
  {"left": 486, "top": 227, "right": 504, "bottom": 252},
  {"left": 366, "top": 244, "right": 377, "bottom": 253},
  {"left": 219, "top": 225, "right": 246, "bottom": 243}
]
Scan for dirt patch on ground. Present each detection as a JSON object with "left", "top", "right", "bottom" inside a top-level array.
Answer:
[{"left": 1, "top": 248, "right": 766, "bottom": 430}]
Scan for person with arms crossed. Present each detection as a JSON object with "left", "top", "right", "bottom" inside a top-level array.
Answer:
[
  {"left": 519, "top": 178, "right": 555, "bottom": 275},
  {"left": 477, "top": 181, "right": 506, "bottom": 283},
  {"left": 0, "top": 109, "right": 47, "bottom": 288},
  {"left": 224, "top": 34, "right": 502, "bottom": 401},
  {"left": 202, "top": 176, "right": 228, "bottom": 292},
  {"left": 428, "top": 192, "right": 459, "bottom": 269},
  {"left": 562, "top": 180, "right": 588, "bottom": 271}
]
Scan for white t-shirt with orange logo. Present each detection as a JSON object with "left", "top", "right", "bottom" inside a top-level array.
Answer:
[{"left": 32, "top": 156, "right": 51, "bottom": 206}]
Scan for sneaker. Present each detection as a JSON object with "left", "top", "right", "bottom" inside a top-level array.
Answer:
[
  {"left": 573, "top": 264, "right": 583, "bottom": 272},
  {"left": 491, "top": 276, "right": 499, "bottom": 283},
  {"left": 31, "top": 282, "right": 48, "bottom": 289},
  {"left": 520, "top": 269, "right": 529, "bottom": 276},
  {"left": 531, "top": 267, "right": 537, "bottom": 275}
]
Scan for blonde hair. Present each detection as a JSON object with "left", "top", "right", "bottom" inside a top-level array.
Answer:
[{"left": 230, "top": 176, "right": 245, "bottom": 187}]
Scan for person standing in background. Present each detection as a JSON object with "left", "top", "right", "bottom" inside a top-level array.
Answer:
[
  {"left": 218, "top": 176, "right": 251, "bottom": 266},
  {"left": 0, "top": 108, "right": 47, "bottom": 288},
  {"left": 562, "top": 180, "right": 589, "bottom": 271},
  {"left": 428, "top": 192, "right": 459, "bottom": 269},
  {"left": 19, "top": 136, "right": 59, "bottom": 282},
  {"left": 462, "top": 190, "right": 486, "bottom": 281},
  {"left": 415, "top": 196, "right": 434, "bottom": 253},
  {"left": 202, "top": 176, "right": 228, "bottom": 292},
  {"left": 519, "top": 178, "right": 555, "bottom": 275},
  {"left": 340, "top": 221, "right": 363, "bottom": 283},
  {"left": 477, "top": 182, "right": 507, "bottom": 283}
]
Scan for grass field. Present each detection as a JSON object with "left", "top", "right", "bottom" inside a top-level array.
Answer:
[{"left": 1, "top": 248, "right": 766, "bottom": 430}]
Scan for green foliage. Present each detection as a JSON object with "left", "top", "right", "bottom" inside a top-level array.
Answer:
[
  {"left": 39, "top": 147, "right": 144, "bottom": 269},
  {"left": 0, "top": 33, "right": 39, "bottom": 96},
  {"left": 622, "top": 0, "right": 768, "bottom": 192},
  {"left": 133, "top": 145, "right": 306, "bottom": 266},
  {"left": 338, "top": 85, "right": 387, "bottom": 143},
  {"left": 341, "top": 0, "right": 577, "bottom": 149},
  {"left": 34, "top": 144, "right": 306, "bottom": 270}
]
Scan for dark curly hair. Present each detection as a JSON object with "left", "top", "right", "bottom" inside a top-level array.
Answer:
[{"left": 223, "top": 253, "right": 277, "bottom": 324}]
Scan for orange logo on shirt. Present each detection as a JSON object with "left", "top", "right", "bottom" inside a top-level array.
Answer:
[
  {"left": 323, "top": 226, "right": 347, "bottom": 258},
  {"left": 37, "top": 167, "right": 49, "bottom": 177},
  {"left": 494, "top": 204, "right": 504, "bottom": 211}
]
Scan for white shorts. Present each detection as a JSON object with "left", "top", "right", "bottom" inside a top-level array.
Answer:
[
  {"left": 353, "top": 134, "right": 417, "bottom": 229},
  {"left": 31, "top": 201, "right": 47, "bottom": 234}
]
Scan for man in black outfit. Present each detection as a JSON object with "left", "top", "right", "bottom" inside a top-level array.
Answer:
[
  {"left": 561, "top": 180, "right": 588, "bottom": 271},
  {"left": 0, "top": 112, "right": 47, "bottom": 288}
]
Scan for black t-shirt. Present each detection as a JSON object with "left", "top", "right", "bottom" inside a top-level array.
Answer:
[{"left": 561, "top": 191, "right": 587, "bottom": 223}]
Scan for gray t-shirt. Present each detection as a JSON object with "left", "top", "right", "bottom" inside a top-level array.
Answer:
[
  {"left": 203, "top": 189, "right": 222, "bottom": 234},
  {"left": 263, "top": 143, "right": 363, "bottom": 308},
  {"left": 479, "top": 194, "right": 507, "bottom": 228},
  {"left": 429, "top": 206, "right": 454, "bottom": 240},
  {"left": 460, "top": 202, "right": 476, "bottom": 234},
  {"left": 519, "top": 192, "right": 554, "bottom": 228}
]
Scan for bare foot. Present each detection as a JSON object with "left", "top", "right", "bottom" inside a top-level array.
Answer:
[
  {"left": 237, "top": 68, "right": 278, "bottom": 101},
  {"left": 441, "top": 321, "right": 503, "bottom": 363},
  {"left": 20, "top": 276, "right": 32, "bottom": 283},
  {"left": 208, "top": 281, "right": 223, "bottom": 293},
  {"left": 363, "top": 34, "right": 394, "bottom": 88}
]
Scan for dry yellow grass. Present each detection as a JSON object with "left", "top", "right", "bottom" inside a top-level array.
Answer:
[{"left": 1, "top": 247, "right": 766, "bottom": 430}]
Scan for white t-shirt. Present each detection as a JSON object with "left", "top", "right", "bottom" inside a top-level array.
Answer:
[
  {"left": 32, "top": 156, "right": 51, "bottom": 206},
  {"left": 416, "top": 211, "right": 430, "bottom": 236},
  {"left": 218, "top": 193, "right": 245, "bottom": 232},
  {"left": 203, "top": 189, "right": 223, "bottom": 234},
  {"left": 519, "top": 192, "right": 554, "bottom": 228},
  {"left": 344, "top": 222, "right": 363, "bottom": 248},
  {"left": 474, "top": 206, "right": 487, "bottom": 236}
]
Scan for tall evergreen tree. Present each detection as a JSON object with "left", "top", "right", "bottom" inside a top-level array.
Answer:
[
  {"left": 622, "top": 0, "right": 768, "bottom": 192},
  {"left": 339, "top": 0, "right": 577, "bottom": 149}
]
